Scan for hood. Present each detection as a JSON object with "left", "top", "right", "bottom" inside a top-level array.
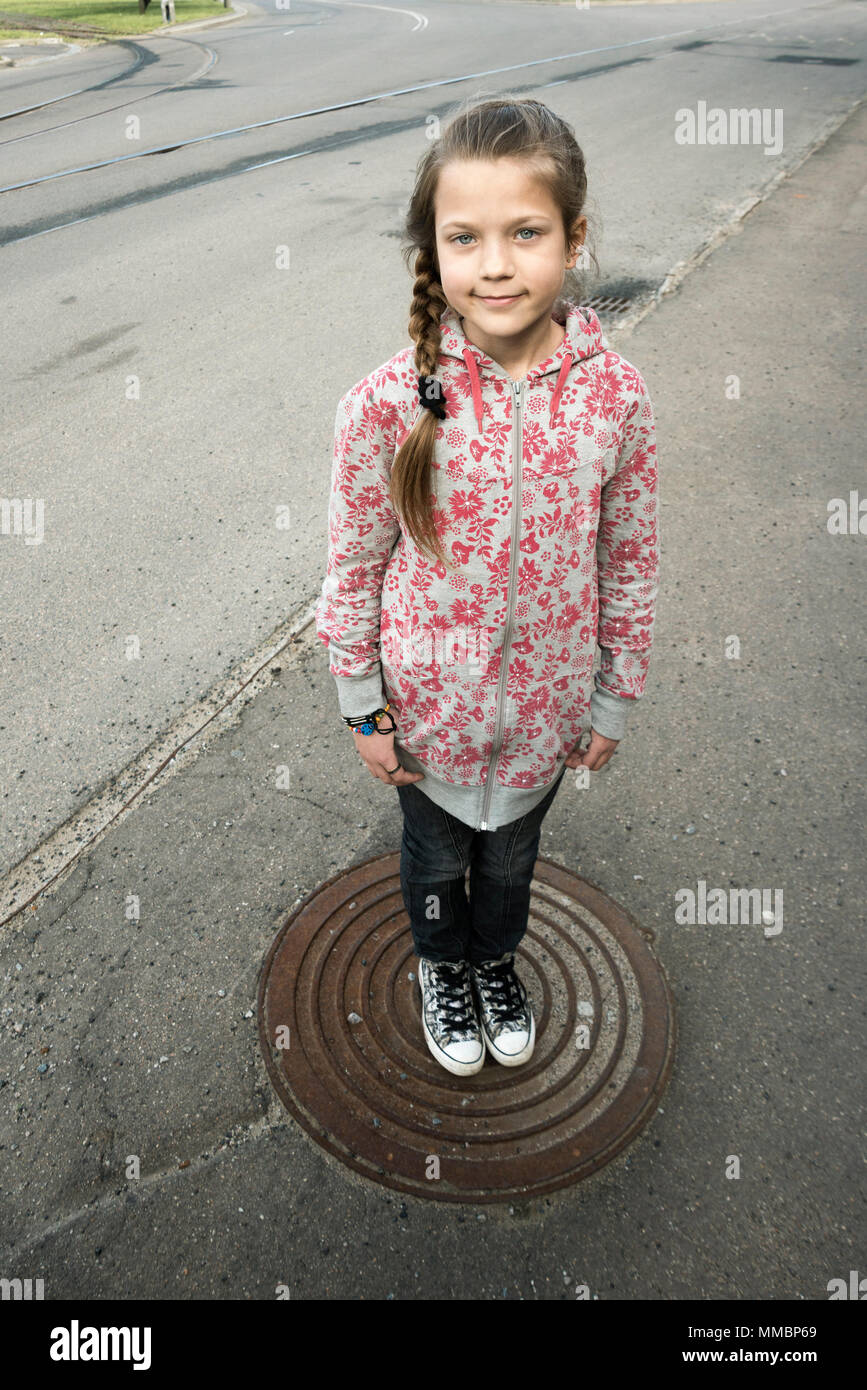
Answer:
[{"left": 437, "top": 300, "right": 608, "bottom": 436}]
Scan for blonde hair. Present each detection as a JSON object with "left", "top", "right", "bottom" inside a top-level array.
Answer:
[{"left": 392, "top": 93, "right": 600, "bottom": 569}]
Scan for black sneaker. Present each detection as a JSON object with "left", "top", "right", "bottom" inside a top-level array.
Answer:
[
  {"left": 469, "top": 953, "right": 535, "bottom": 1066},
  {"left": 417, "top": 957, "right": 485, "bottom": 1076}
]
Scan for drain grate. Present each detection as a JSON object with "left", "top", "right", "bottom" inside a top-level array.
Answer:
[
  {"left": 586, "top": 293, "right": 636, "bottom": 318},
  {"left": 258, "top": 853, "right": 675, "bottom": 1203},
  {"left": 582, "top": 278, "right": 662, "bottom": 322}
]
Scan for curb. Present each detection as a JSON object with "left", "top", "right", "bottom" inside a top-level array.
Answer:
[
  {"left": 0, "top": 3, "right": 248, "bottom": 67},
  {"left": 0, "top": 40, "right": 81, "bottom": 68},
  {"left": 145, "top": 1, "right": 250, "bottom": 36}
]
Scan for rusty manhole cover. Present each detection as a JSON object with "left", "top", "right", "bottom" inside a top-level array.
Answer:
[{"left": 258, "top": 853, "right": 675, "bottom": 1202}]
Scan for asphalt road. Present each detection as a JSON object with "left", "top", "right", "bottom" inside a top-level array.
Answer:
[
  {"left": 1, "top": 0, "right": 865, "bottom": 875},
  {"left": 0, "top": 0, "right": 864, "bottom": 1304}
]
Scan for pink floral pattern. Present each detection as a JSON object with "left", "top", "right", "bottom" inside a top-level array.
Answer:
[{"left": 316, "top": 304, "right": 659, "bottom": 789}]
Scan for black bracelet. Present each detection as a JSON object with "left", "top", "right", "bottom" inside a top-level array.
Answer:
[{"left": 342, "top": 704, "right": 397, "bottom": 736}]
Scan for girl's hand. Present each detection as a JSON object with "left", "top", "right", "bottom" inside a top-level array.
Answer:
[
  {"left": 351, "top": 727, "right": 425, "bottom": 786},
  {"left": 564, "top": 727, "right": 619, "bottom": 772}
]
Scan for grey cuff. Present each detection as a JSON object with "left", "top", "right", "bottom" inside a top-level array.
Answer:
[
  {"left": 332, "top": 671, "right": 387, "bottom": 720},
  {"left": 589, "top": 683, "right": 634, "bottom": 741}
]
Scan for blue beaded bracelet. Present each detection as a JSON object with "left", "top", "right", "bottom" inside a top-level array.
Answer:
[{"left": 342, "top": 703, "right": 397, "bottom": 736}]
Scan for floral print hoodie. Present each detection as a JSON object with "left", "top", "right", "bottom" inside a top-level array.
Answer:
[{"left": 316, "top": 302, "right": 659, "bottom": 830}]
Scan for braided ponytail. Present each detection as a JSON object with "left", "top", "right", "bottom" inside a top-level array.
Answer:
[{"left": 389, "top": 248, "right": 452, "bottom": 571}]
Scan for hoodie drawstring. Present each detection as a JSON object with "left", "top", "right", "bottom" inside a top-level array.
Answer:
[
  {"left": 461, "top": 345, "right": 574, "bottom": 436},
  {"left": 461, "top": 348, "right": 485, "bottom": 435},
  {"left": 549, "top": 351, "right": 574, "bottom": 426}
]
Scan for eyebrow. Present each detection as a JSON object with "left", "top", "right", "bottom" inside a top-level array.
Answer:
[{"left": 439, "top": 215, "right": 553, "bottom": 231}]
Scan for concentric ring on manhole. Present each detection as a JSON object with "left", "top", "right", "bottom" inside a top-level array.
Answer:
[{"left": 257, "top": 853, "right": 676, "bottom": 1202}]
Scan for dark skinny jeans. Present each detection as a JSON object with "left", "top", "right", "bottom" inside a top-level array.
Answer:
[{"left": 395, "top": 769, "right": 566, "bottom": 966}]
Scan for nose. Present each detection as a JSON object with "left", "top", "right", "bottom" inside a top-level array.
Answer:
[{"left": 478, "top": 237, "right": 515, "bottom": 281}]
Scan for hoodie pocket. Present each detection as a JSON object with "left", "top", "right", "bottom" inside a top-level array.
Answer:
[
  {"left": 523, "top": 419, "right": 605, "bottom": 478},
  {"left": 524, "top": 455, "right": 600, "bottom": 486},
  {"left": 523, "top": 456, "right": 602, "bottom": 513}
]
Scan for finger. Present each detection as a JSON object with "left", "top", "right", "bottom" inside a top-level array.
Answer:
[{"left": 369, "top": 763, "right": 423, "bottom": 785}]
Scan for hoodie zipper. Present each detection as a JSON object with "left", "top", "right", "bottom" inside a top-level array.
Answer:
[{"left": 479, "top": 377, "right": 524, "bottom": 830}]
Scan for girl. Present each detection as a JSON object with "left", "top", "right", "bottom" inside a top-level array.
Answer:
[{"left": 316, "top": 95, "right": 659, "bottom": 1079}]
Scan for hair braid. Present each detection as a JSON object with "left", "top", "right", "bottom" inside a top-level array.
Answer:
[
  {"left": 409, "top": 248, "right": 449, "bottom": 379},
  {"left": 389, "top": 247, "right": 452, "bottom": 571}
]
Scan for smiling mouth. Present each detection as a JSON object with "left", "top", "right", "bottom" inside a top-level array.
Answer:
[{"left": 476, "top": 293, "right": 524, "bottom": 301}]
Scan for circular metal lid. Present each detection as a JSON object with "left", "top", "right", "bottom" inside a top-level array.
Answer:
[{"left": 258, "top": 853, "right": 675, "bottom": 1202}]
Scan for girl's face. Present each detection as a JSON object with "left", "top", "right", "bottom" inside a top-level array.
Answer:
[{"left": 434, "top": 156, "right": 585, "bottom": 334}]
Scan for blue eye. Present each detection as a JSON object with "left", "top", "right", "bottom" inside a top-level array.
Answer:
[{"left": 450, "top": 228, "right": 541, "bottom": 245}]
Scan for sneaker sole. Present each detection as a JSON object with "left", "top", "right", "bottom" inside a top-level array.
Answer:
[{"left": 417, "top": 978, "right": 485, "bottom": 1077}]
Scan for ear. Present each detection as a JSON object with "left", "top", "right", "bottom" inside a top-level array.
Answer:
[{"left": 566, "top": 216, "right": 588, "bottom": 267}]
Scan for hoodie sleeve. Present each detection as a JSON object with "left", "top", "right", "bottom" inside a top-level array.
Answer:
[
  {"left": 591, "top": 373, "right": 660, "bottom": 739},
  {"left": 315, "top": 380, "right": 402, "bottom": 719}
]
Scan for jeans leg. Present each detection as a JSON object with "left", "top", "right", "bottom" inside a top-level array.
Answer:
[
  {"left": 395, "top": 782, "right": 474, "bottom": 963},
  {"left": 467, "top": 770, "right": 565, "bottom": 965}
]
